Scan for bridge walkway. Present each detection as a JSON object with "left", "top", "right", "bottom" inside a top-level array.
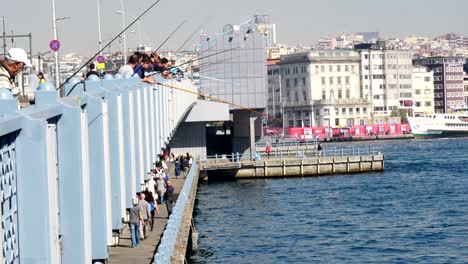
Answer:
[{"left": 108, "top": 174, "right": 187, "bottom": 264}]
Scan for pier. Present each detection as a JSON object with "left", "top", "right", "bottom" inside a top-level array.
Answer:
[{"left": 201, "top": 145, "right": 384, "bottom": 180}]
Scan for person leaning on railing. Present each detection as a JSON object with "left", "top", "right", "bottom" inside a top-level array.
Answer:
[{"left": 0, "top": 48, "right": 32, "bottom": 97}]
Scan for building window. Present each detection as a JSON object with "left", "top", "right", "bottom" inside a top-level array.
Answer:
[
  {"left": 345, "top": 76, "right": 350, "bottom": 85},
  {"left": 330, "top": 90, "right": 334, "bottom": 99},
  {"left": 363, "top": 107, "right": 367, "bottom": 114},
  {"left": 346, "top": 90, "right": 350, "bottom": 99},
  {"left": 349, "top": 108, "right": 353, "bottom": 115},
  {"left": 415, "top": 89, "right": 421, "bottom": 95},
  {"left": 337, "top": 77, "right": 342, "bottom": 85},
  {"left": 342, "top": 108, "right": 346, "bottom": 115},
  {"left": 345, "top": 65, "right": 349, "bottom": 72},
  {"left": 321, "top": 65, "right": 325, "bottom": 72},
  {"left": 338, "top": 90, "right": 343, "bottom": 99},
  {"left": 324, "top": 108, "right": 330, "bottom": 115},
  {"left": 322, "top": 90, "right": 326, "bottom": 100},
  {"left": 335, "top": 118, "right": 340, "bottom": 126},
  {"left": 294, "top": 78, "right": 298, "bottom": 87},
  {"left": 356, "top": 108, "right": 360, "bottom": 114},
  {"left": 335, "top": 108, "right": 339, "bottom": 115},
  {"left": 329, "top": 65, "right": 333, "bottom": 72},
  {"left": 322, "top": 77, "right": 326, "bottom": 85},
  {"left": 286, "top": 79, "right": 290, "bottom": 88},
  {"left": 302, "top": 77, "right": 306, "bottom": 86},
  {"left": 315, "top": 109, "right": 320, "bottom": 116},
  {"left": 329, "top": 77, "right": 334, "bottom": 85},
  {"left": 337, "top": 65, "right": 341, "bottom": 72}
]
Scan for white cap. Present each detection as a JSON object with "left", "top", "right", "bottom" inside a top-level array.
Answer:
[{"left": 7, "top": 48, "right": 32, "bottom": 67}]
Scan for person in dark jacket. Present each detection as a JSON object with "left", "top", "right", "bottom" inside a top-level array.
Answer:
[{"left": 165, "top": 181, "right": 175, "bottom": 216}]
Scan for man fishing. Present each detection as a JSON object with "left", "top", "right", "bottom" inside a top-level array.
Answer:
[{"left": 0, "top": 48, "right": 32, "bottom": 97}]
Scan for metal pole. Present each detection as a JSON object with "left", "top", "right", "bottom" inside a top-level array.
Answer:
[
  {"left": 96, "top": 0, "right": 103, "bottom": 54},
  {"left": 29, "top": 33, "right": 32, "bottom": 66},
  {"left": 2, "top": 16, "right": 6, "bottom": 56},
  {"left": 119, "top": 0, "right": 127, "bottom": 61},
  {"left": 51, "top": 0, "right": 60, "bottom": 88},
  {"left": 137, "top": 19, "right": 141, "bottom": 49}
]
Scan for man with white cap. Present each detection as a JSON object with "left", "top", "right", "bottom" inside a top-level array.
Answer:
[{"left": 0, "top": 48, "right": 32, "bottom": 96}]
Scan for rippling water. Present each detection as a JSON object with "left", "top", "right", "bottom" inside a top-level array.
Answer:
[{"left": 189, "top": 139, "right": 468, "bottom": 263}]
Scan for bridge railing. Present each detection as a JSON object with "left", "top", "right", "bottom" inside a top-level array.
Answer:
[
  {"left": 153, "top": 162, "right": 198, "bottom": 263},
  {"left": 0, "top": 74, "right": 197, "bottom": 264},
  {"left": 200, "top": 144, "right": 382, "bottom": 163}
]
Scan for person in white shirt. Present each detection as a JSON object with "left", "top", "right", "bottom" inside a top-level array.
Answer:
[
  {"left": 118, "top": 53, "right": 138, "bottom": 77},
  {"left": 0, "top": 48, "right": 32, "bottom": 97}
]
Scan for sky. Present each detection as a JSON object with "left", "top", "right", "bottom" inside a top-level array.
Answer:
[{"left": 2, "top": 0, "right": 467, "bottom": 56}]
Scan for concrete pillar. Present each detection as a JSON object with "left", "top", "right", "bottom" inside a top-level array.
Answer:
[{"left": 250, "top": 114, "right": 257, "bottom": 160}]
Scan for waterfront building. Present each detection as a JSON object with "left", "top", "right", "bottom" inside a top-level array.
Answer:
[
  {"left": 464, "top": 73, "right": 468, "bottom": 106},
  {"left": 411, "top": 66, "right": 435, "bottom": 115},
  {"left": 199, "top": 20, "right": 267, "bottom": 152},
  {"left": 266, "top": 59, "right": 282, "bottom": 120},
  {"left": 356, "top": 42, "right": 413, "bottom": 122},
  {"left": 414, "top": 56, "right": 465, "bottom": 113},
  {"left": 280, "top": 50, "right": 371, "bottom": 128}
]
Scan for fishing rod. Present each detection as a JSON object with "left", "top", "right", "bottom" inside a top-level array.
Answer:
[
  {"left": 57, "top": 0, "right": 163, "bottom": 91},
  {"left": 175, "top": 46, "right": 239, "bottom": 68},
  {"left": 191, "top": 56, "right": 242, "bottom": 72},
  {"left": 175, "top": 24, "right": 204, "bottom": 53},
  {"left": 155, "top": 20, "right": 187, "bottom": 52},
  {"left": 148, "top": 46, "right": 240, "bottom": 78},
  {"left": 155, "top": 82, "right": 280, "bottom": 122}
]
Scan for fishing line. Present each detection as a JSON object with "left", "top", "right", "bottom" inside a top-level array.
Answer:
[
  {"left": 57, "top": 0, "right": 163, "bottom": 91},
  {"left": 155, "top": 20, "right": 187, "bottom": 52},
  {"left": 155, "top": 82, "right": 280, "bottom": 122}
]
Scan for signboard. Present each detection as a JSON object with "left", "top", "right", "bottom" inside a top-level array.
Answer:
[
  {"left": 97, "top": 63, "right": 106, "bottom": 70},
  {"left": 96, "top": 55, "right": 105, "bottom": 63},
  {"left": 49, "top": 40, "right": 60, "bottom": 51}
]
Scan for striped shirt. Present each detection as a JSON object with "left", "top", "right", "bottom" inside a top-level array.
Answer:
[{"left": 0, "top": 64, "right": 19, "bottom": 96}]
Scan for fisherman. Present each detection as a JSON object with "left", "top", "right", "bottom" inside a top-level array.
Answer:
[
  {"left": 0, "top": 48, "right": 32, "bottom": 97},
  {"left": 118, "top": 53, "right": 139, "bottom": 76},
  {"left": 37, "top": 72, "right": 47, "bottom": 83},
  {"left": 85, "top": 63, "right": 100, "bottom": 78}
]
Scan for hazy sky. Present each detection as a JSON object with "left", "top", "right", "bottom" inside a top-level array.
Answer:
[{"left": 2, "top": 0, "right": 467, "bottom": 56}]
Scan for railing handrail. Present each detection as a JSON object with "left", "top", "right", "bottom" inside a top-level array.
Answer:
[
  {"left": 153, "top": 162, "right": 198, "bottom": 264},
  {"left": 200, "top": 144, "right": 383, "bottom": 163}
]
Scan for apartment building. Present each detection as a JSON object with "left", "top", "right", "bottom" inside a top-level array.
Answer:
[
  {"left": 356, "top": 43, "right": 413, "bottom": 122},
  {"left": 280, "top": 50, "right": 371, "bottom": 128},
  {"left": 411, "top": 66, "right": 435, "bottom": 115},
  {"left": 414, "top": 56, "right": 465, "bottom": 113}
]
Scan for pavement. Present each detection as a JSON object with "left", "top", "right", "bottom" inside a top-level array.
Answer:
[{"left": 108, "top": 169, "right": 187, "bottom": 264}]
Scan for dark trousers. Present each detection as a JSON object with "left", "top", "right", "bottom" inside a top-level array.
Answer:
[{"left": 166, "top": 200, "right": 174, "bottom": 216}]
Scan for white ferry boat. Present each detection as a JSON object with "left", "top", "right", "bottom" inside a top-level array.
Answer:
[{"left": 406, "top": 107, "right": 468, "bottom": 138}]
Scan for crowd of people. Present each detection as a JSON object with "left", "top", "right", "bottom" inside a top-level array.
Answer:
[
  {"left": 127, "top": 151, "right": 192, "bottom": 248},
  {"left": 80, "top": 51, "right": 183, "bottom": 85}
]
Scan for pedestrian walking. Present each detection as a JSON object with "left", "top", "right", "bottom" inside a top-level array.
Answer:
[
  {"left": 165, "top": 181, "right": 175, "bottom": 216},
  {"left": 266, "top": 145, "right": 271, "bottom": 159},
  {"left": 138, "top": 193, "right": 151, "bottom": 239},
  {"left": 156, "top": 175, "right": 166, "bottom": 204},
  {"left": 128, "top": 198, "right": 142, "bottom": 248},
  {"left": 175, "top": 157, "right": 181, "bottom": 179}
]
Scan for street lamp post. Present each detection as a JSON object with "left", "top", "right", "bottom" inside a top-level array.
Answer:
[
  {"left": 96, "top": 0, "right": 103, "bottom": 53},
  {"left": 51, "top": 0, "right": 59, "bottom": 88},
  {"left": 115, "top": 11, "right": 141, "bottom": 51},
  {"left": 118, "top": 0, "right": 127, "bottom": 60}
]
